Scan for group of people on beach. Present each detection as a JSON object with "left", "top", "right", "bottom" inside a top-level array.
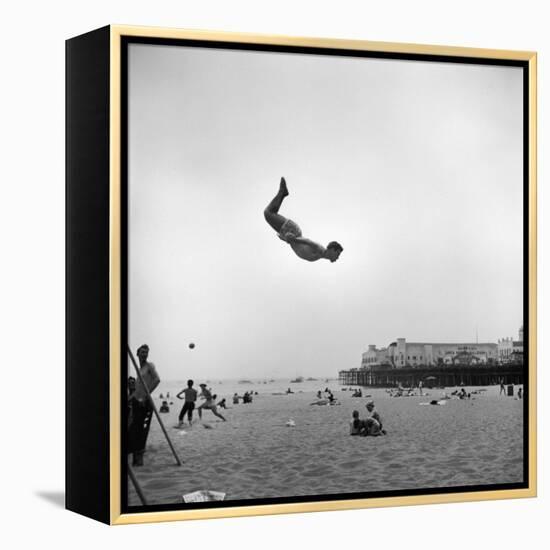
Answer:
[
  {"left": 350, "top": 401, "right": 386, "bottom": 437},
  {"left": 309, "top": 388, "right": 339, "bottom": 406},
  {"left": 127, "top": 344, "right": 392, "bottom": 471},
  {"left": 176, "top": 379, "right": 227, "bottom": 427},
  {"left": 232, "top": 391, "right": 257, "bottom": 404}
]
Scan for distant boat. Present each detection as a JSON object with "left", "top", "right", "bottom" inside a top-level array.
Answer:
[
  {"left": 290, "top": 376, "right": 304, "bottom": 383},
  {"left": 238, "top": 380, "right": 253, "bottom": 384}
]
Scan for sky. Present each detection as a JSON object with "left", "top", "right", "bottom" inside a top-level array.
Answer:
[{"left": 128, "top": 43, "right": 523, "bottom": 381}]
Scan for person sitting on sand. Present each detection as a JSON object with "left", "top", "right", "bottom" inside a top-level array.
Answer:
[
  {"left": 232, "top": 393, "right": 240, "bottom": 404},
  {"left": 217, "top": 398, "right": 227, "bottom": 409},
  {"left": 197, "top": 384, "right": 226, "bottom": 421},
  {"left": 349, "top": 411, "right": 364, "bottom": 435},
  {"left": 365, "top": 400, "right": 386, "bottom": 435},
  {"left": 176, "top": 379, "right": 198, "bottom": 428},
  {"left": 159, "top": 400, "right": 169, "bottom": 413},
  {"left": 264, "top": 177, "right": 343, "bottom": 263},
  {"left": 350, "top": 410, "right": 367, "bottom": 436}
]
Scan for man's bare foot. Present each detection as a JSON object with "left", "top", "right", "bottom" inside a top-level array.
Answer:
[{"left": 280, "top": 177, "right": 289, "bottom": 197}]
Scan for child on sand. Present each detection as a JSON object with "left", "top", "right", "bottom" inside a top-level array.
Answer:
[
  {"left": 350, "top": 410, "right": 382, "bottom": 436},
  {"left": 197, "top": 384, "right": 227, "bottom": 421},
  {"left": 264, "top": 177, "right": 343, "bottom": 263}
]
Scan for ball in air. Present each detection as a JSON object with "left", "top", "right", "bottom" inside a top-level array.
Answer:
[{"left": 189, "top": 343, "right": 195, "bottom": 349}]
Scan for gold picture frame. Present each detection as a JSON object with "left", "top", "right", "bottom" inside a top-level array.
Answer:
[{"left": 66, "top": 25, "right": 537, "bottom": 525}]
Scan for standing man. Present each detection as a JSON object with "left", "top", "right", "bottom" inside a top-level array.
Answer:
[
  {"left": 176, "top": 379, "right": 198, "bottom": 427},
  {"left": 128, "top": 344, "right": 160, "bottom": 466}
]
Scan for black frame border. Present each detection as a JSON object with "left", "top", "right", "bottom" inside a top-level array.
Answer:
[{"left": 119, "top": 36, "right": 531, "bottom": 515}]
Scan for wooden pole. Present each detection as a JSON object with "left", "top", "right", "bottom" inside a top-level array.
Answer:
[
  {"left": 128, "top": 346, "right": 183, "bottom": 466},
  {"left": 128, "top": 464, "right": 148, "bottom": 506}
]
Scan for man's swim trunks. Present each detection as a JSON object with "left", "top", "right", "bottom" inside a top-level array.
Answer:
[{"left": 279, "top": 218, "right": 302, "bottom": 240}]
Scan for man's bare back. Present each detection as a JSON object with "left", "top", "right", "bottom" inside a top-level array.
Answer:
[
  {"left": 264, "top": 178, "right": 343, "bottom": 263},
  {"left": 281, "top": 233, "right": 326, "bottom": 262}
]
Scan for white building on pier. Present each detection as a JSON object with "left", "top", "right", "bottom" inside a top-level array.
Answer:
[{"left": 361, "top": 325, "right": 523, "bottom": 369}]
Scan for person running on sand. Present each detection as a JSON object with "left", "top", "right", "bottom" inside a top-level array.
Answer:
[
  {"left": 176, "top": 379, "right": 198, "bottom": 427},
  {"left": 264, "top": 177, "right": 343, "bottom": 263},
  {"left": 197, "top": 384, "right": 226, "bottom": 421}
]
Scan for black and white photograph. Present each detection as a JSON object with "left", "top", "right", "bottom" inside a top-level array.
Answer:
[
  {"left": 124, "top": 38, "right": 529, "bottom": 510},
  {"left": 6, "top": 0, "right": 550, "bottom": 545}
]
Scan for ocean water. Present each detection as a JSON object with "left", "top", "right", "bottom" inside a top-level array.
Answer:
[{"left": 152, "top": 377, "right": 340, "bottom": 402}]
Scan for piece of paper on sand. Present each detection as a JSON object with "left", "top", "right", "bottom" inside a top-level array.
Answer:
[{"left": 183, "top": 490, "right": 226, "bottom": 503}]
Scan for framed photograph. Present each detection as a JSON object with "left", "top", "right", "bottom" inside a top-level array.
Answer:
[{"left": 66, "top": 25, "right": 537, "bottom": 525}]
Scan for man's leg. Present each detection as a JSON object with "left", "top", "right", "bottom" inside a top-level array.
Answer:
[
  {"left": 178, "top": 402, "right": 187, "bottom": 423},
  {"left": 264, "top": 177, "right": 289, "bottom": 232},
  {"left": 211, "top": 407, "right": 226, "bottom": 421},
  {"left": 197, "top": 404, "right": 203, "bottom": 419},
  {"left": 187, "top": 402, "right": 194, "bottom": 423},
  {"left": 128, "top": 400, "right": 141, "bottom": 465},
  {"left": 132, "top": 401, "right": 150, "bottom": 466}
]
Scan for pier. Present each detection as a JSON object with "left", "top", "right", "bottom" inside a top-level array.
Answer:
[{"left": 338, "top": 364, "right": 524, "bottom": 388}]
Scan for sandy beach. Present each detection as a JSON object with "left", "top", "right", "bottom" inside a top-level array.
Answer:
[{"left": 128, "top": 382, "right": 524, "bottom": 506}]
